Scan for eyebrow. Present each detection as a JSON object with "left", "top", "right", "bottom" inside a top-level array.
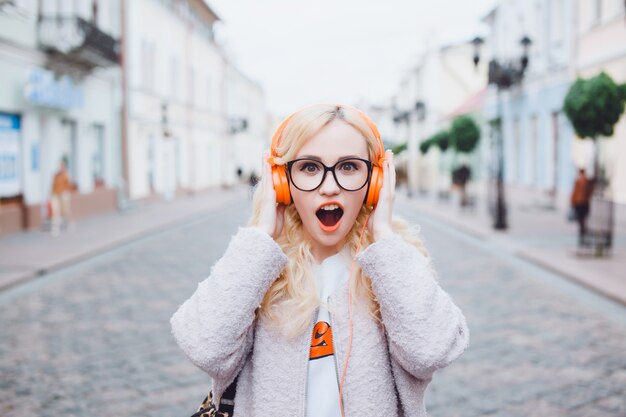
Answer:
[{"left": 297, "top": 154, "right": 365, "bottom": 161}]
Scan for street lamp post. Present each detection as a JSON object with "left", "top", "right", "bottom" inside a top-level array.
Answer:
[
  {"left": 472, "top": 35, "right": 531, "bottom": 230},
  {"left": 393, "top": 100, "right": 426, "bottom": 197}
]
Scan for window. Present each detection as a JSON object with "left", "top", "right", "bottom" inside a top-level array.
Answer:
[
  {"left": 206, "top": 76, "right": 211, "bottom": 110},
  {"left": 550, "top": 0, "right": 564, "bottom": 44},
  {"left": 11, "top": 0, "right": 34, "bottom": 15},
  {"left": 188, "top": 67, "right": 195, "bottom": 106},
  {"left": 92, "top": 0, "right": 99, "bottom": 24},
  {"left": 550, "top": 112, "right": 560, "bottom": 192},
  {"left": 513, "top": 118, "right": 520, "bottom": 182},
  {"left": 148, "top": 135, "right": 156, "bottom": 192},
  {"left": 61, "top": 119, "right": 77, "bottom": 181},
  {"left": 530, "top": 115, "right": 538, "bottom": 185},
  {"left": 141, "top": 39, "right": 156, "bottom": 91},
  {"left": 40, "top": 0, "right": 56, "bottom": 15},
  {"left": 534, "top": 1, "right": 543, "bottom": 55},
  {"left": 170, "top": 57, "right": 178, "bottom": 100},
  {"left": 58, "top": 0, "right": 73, "bottom": 16},
  {"left": 594, "top": 0, "right": 602, "bottom": 22},
  {"left": 92, "top": 124, "right": 105, "bottom": 187},
  {"left": 74, "top": 0, "right": 92, "bottom": 22},
  {"left": 141, "top": 40, "right": 148, "bottom": 90},
  {"left": 0, "top": 113, "right": 21, "bottom": 198}
]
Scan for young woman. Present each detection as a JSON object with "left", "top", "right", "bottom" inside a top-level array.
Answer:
[{"left": 171, "top": 104, "right": 469, "bottom": 416}]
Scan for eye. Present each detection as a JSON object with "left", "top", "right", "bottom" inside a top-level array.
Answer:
[
  {"left": 299, "top": 162, "right": 320, "bottom": 174},
  {"left": 338, "top": 161, "right": 359, "bottom": 172}
]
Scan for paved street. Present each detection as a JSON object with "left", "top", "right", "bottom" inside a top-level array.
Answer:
[{"left": 1, "top": 194, "right": 625, "bottom": 417}]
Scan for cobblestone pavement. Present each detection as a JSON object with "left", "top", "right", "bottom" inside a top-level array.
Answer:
[{"left": 1, "top": 196, "right": 625, "bottom": 417}]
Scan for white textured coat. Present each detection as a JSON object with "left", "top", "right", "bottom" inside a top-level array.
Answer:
[{"left": 171, "top": 227, "right": 469, "bottom": 416}]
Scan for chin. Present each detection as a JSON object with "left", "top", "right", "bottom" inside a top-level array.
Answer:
[
  {"left": 306, "top": 215, "right": 355, "bottom": 249},
  {"left": 314, "top": 230, "right": 347, "bottom": 247}
]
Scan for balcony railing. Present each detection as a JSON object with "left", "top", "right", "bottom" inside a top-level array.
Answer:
[{"left": 38, "top": 16, "right": 119, "bottom": 70}]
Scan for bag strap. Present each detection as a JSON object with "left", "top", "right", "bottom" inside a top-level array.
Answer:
[
  {"left": 190, "top": 375, "right": 239, "bottom": 417},
  {"left": 218, "top": 375, "right": 238, "bottom": 414}
]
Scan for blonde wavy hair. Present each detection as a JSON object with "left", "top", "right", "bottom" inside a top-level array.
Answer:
[{"left": 249, "top": 104, "right": 429, "bottom": 338}]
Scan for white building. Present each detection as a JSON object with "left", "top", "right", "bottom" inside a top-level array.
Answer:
[
  {"left": 392, "top": 42, "right": 486, "bottom": 196},
  {"left": 0, "top": 0, "right": 270, "bottom": 236},
  {"left": 481, "top": 0, "right": 577, "bottom": 208},
  {"left": 224, "top": 61, "right": 270, "bottom": 185},
  {"left": 0, "top": 0, "right": 121, "bottom": 236},
  {"left": 122, "top": 0, "right": 269, "bottom": 200}
]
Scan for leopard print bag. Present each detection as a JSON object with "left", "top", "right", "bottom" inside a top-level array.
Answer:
[{"left": 190, "top": 376, "right": 237, "bottom": 417}]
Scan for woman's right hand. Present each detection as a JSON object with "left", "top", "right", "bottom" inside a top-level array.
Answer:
[{"left": 257, "top": 152, "right": 286, "bottom": 239}]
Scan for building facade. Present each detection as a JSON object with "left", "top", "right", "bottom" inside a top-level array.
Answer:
[
  {"left": 392, "top": 41, "right": 486, "bottom": 196},
  {"left": 0, "top": 0, "right": 121, "bottom": 236},
  {"left": 572, "top": 0, "right": 626, "bottom": 204},
  {"left": 123, "top": 0, "right": 223, "bottom": 200},
  {"left": 224, "top": 61, "right": 270, "bottom": 185},
  {"left": 481, "top": 0, "right": 577, "bottom": 208},
  {"left": 0, "top": 0, "right": 270, "bottom": 236},
  {"left": 122, "top": 0, "right": 269, "bottom": 200}
]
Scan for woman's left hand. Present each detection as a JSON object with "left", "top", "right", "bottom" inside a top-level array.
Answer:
[{"left": 368, "top": 150, "right": 396, "bottom": 241}]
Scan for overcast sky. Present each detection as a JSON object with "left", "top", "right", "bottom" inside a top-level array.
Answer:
[{"left": 208, "top": 0, "right": 497, "bottom": 117}]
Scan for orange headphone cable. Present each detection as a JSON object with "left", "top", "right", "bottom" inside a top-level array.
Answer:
[{"left": 339, "top": 211, "right": 371, "bottom": 417}]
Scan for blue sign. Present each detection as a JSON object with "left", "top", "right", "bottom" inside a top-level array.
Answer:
[
  {"left": 24, "top": 68, "right": 84, "bottom": 109},
  {"left": 0, "top": 113, "right": 21, "bottom": 197},
  {"left": 0, "top": 113, "right": 20, "bottom": 129}
]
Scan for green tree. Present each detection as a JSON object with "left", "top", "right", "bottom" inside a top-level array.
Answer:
[
  {"left": 390, "top": 142, "right": 407, "bottom": 155},
  {"left": 563, "top": 72, "right": 626, "bottom": 186},
  {"left": 450, "top": 115, "right": 481, "bottom": 153},
  {"left": 431, "top": 130, "right": 452, "bottom": 152},
  {"left": 419, "top": 138, "right": 432, "bottom": 154},
  {"left": 448, "top": 115, "right": 481, "bottom": 206}
]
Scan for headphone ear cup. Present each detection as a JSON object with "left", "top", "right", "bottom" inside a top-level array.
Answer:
[
  {"left": 365, "top": 165, "right": 383, "bottom": 207},
  {"left": 271, "top": 164, "right": 291, "bottom": 205}
]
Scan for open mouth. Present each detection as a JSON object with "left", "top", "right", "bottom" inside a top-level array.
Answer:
[{"left": 315, "top": 203, "right": 344, "bottom": 232}]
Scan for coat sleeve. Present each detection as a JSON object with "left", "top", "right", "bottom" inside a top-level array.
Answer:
[
  {"left": 170, "top": 226, "right": 288, "bottom": 383},
  {"left": 355, "top": 234, "right": 469, "bottom": 380}
]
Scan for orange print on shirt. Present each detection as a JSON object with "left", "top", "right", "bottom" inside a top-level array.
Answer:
[{"left": 310, "top": 321, "right": 334, "bottom": 360}]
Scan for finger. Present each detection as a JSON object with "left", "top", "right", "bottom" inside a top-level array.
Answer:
[
  {"left": 275, "top": 204, "right": 286, "bottom": 236},
  {"left": 389, "top": 152, "right": 396, "bottom": 193},
  {"left": 384, "top": 151, "right": 393, "bottom": 196},
  {"left": 261, "top": 152, "right": 268, "bottom": 179},
  {"left": 389, "top": 152, "right": 395, "bottom": 186},
  {"left": 262, "top": 152, "right": 272, "bottom": 188},
  {"left": 265, "top": 154, "right": 279, "bottom": 205},
  {"left": 277, "top": 203, "right": 286, "bottom": 220}
]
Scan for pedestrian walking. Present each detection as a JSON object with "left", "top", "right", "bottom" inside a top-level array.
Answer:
[
  {"left": 248, "top": 171, "right": 258, "bottom": 188},
  {"left": 50, "top": 157, "right": 75, "bottom": 236},
  {"left": 247, "top": 171, "right": 259, "bottom": 200},
  {"left": 570, "top": 168, "right": 593, "bottom": 246},
  {"left": 171, "top": 104, "right": 469, "bottom": 416}
]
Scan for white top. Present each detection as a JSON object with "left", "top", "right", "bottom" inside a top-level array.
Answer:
[{"left": 305, "top": 247, "right": 352, "bottom": 417}]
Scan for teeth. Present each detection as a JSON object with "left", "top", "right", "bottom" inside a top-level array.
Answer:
[{"left": 320, "top": 204, "right": 339, "bottom": 211}]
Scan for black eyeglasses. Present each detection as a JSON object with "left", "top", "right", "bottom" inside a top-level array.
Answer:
[{"left": 286, "top": 158, "right": 372, "bottom": 192}]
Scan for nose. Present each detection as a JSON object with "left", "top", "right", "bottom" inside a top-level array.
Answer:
[{"left": 318, "top": 170, "right": 341, "bottom": 195}]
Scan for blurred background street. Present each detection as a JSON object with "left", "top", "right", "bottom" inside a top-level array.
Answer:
[
  {"left": 1, "top": 0, "right": 626, "bottom": 416},
  {"left": 1, "top": 189, "right": 625, "bottom": 416}
]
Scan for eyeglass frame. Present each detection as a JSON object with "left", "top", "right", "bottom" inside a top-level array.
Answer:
[{"left": 285, "top": 157, "right": 373, "bottom": 192}]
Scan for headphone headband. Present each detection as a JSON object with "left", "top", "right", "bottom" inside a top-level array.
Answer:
[
  {"left": 269, "top": 114, "right": 296, "bottom": 163},
  {"left": 270, "top": 104, "right": 385, "bottom": 165}
]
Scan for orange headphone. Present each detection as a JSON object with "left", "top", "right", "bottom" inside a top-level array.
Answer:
[{"left": 268, "top": 104, "right": 386, "bottom": 207}]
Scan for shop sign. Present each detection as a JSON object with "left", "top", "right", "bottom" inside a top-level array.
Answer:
[
  {"left": 24, "top": 68, "right": 84, "bottom": 109},
  {"left": 0, "top": 113, "right": 21, "bottom": 197}
]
